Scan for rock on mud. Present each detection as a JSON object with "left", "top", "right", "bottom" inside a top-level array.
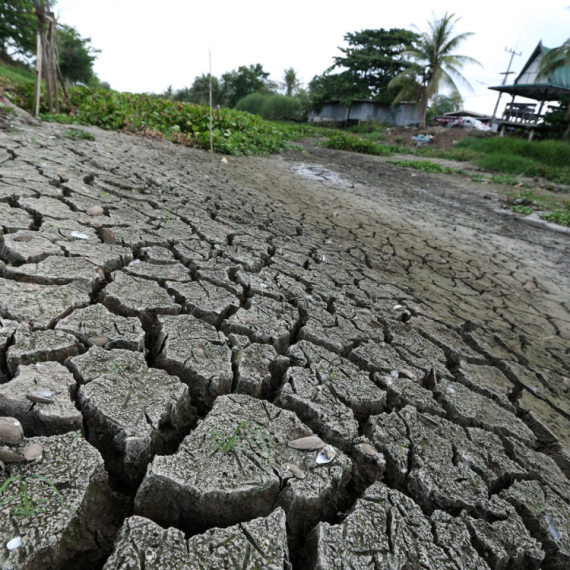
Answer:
[
  {"left": 71, "top": 347, "right": 195, "bottom": 485},
  {"left": 0, "top": 362, "right": 81, "bottom": 436},
  {"left": 55, "top": 304, "right": 145, "bottom": 351},
  {"left": 103, "top": 509, "right": 290, "bottom": 570},
  {"left": 134, "top": 393, "right": 351, "bottom": 546},
  {"left": 0, "top": 433, "right": 127, "bottom": 570},
  {"left": 305, "top": 481, "right": 490, "bottom": 569}
]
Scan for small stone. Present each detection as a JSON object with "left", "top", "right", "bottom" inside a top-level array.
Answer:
[
  {"left": 23, "top": 442, "right": 43, "bottom": 461},
  {"left": 88, "top": 218, "right": 102, "bottom": 227},
  {"left": 401, "top": 369, "right": 417, "bottom": 381},
  {"left": 316, "top": 445, "right": 336, "bottom": 464},
  {"left": 102, "top": 229, "right": 115, "bottom": 244},
  {"left": 20, "top": 283, "right": 41, "bottom": 291},
  {"left": 87, "top": 335, "right": 109, "bottom": 347},
  {"left": 358, "top": 443, "right": 377, "bottom": 456},
  {"left": 288, "top": 435, "right": 326, "bottom": 450},
  {"left": 0, "top": 417, "right": 24, "bottom": 445},
  {"left": 87, "top": 205, "right": 104, "bottom": 216},
  {"left": 284, "top": 462, "right": 305, "bottom": 479}
]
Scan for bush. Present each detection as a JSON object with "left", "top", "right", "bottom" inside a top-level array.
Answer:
[
  {"left": 236, "top": 93, "right": 301, "bottom": 121},
  {"left": 323, "top": 133, "right": 395, "bottom": 156}
]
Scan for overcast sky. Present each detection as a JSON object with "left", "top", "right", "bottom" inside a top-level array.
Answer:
[{"left": 54, "top": 0, "right": 570, "bottom": 115}]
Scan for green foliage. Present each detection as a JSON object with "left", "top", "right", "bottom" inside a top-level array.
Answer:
[
  {"left": 221, "top": 64, "right": 274, "bottom": 108},
  {"left": 56, "top": 23, "right": 100, "bottom": 84},
  {"left": 310, "top": 28, "right": 419, "bottom": 111},
  {"left": 389, "top": 13, "right": 480, "bottom": 128},
  {"left": 426, "top": 93, "right": 463, "bottom": 122},
  {"left": 39, "top": 88, "right": 290, "bottom": 155},
  {"left": 387, "top": 159, "right": 462, "bottom": 174},
  {"left": 210, "top": 420, "right": 273, "bottom": 472},
  {"left": 511, "top": 204, "right": 533, "bottom": 215},
  {"left": 173, "top": 74, "right": 223, "bottom": 106},
  {"left": 236, "top": 93, "right": 301, "bottom": 121},
  {"left": 65, "top": 128, "right": 94, "bottom": 140},
  {"left": 542, "top": 99, "right": 570, "bottom": 138},
  {"left": 0, "top": 0, "right": 41, "bottom": 61},
  {"left": 323, "top": 133, "right": 396, "bottom": 155},
  {"left": 281, "top": 67, "right": 300, "bottom": 97},
  {"left": 0, "top": 474, "right": 65, "bottom": 518},
  {"left": 542, "top": 208, "right": 570, "bottom": 226}
]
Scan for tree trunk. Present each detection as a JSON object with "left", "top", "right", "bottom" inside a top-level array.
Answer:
[{"left": 419, "top": 86, "right": 429, "bottom": 129}]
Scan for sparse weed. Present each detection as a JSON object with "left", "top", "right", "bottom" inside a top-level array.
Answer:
[
  {"left": 210, "top": 420, "right": 273, "bottom": 472},
  {"left": 0, "top": 475, "right": 65, "bottom": 518}
]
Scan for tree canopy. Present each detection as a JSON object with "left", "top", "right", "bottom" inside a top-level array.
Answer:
[
  {"left": 172, "top": 74, "right": 223, "bottom": 106},
  {"left": 56, "top": 23, "right": 100, "bottom": 84},
  {"left": 309, "top": 28, "right": 419, "bottom": 110},
  {"left": 0, "top": 0, "right": 48, "bottom": 61},
  {"left": 389, "top": 13, "right": 479, "bottom": 128},
  {"left": 221, "top": 64, "right": 274, "bottom": 108}
]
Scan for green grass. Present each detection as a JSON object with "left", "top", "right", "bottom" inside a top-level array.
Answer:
[
  {"left": 387, "top": 159, "right": 465, "bottom": 175},
  {"left": 454, "top": 137, "right": 570, "bottom": 185},
  {"left": 0, "top": 474, "right": 65, "bottom": 518},
  {"left": 0, "top": 62, "right": 36, "bottom": 86}
]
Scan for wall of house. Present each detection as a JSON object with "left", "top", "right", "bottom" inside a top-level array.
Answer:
[{"left": 310, "top": 102, "right": 420, "bottom": 126}]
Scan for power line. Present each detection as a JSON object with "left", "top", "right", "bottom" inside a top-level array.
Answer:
[{"left": 491, "top": 47, "right": 522, "bottom": 123}]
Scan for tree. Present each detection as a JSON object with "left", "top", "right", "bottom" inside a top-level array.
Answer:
[
  {"left": 309, "top": 28, "right": 419, "bottom": 113},
  {"left": 389, "top": 13, "right": 479, "bottom": 128},
  {"left": 281, "top": 67, "right": 300, "bottom": 96},
  {"left": 426, "top": 92, "right": 463, "bottom": 121},
  {"left": 175, "top": 74, "right": 222, "bottom": 106},
  {"left": 538, "top": 38, "right": 570, "bottom": 137},
  {"left": 0, "top": 0, "right": 55, "bottom": 62},
  {"left": 56, "top": 23, "right": 100, "bottom": 84},
  {"left": 220, "top": 64, "right": 274, "bottom": 108}
]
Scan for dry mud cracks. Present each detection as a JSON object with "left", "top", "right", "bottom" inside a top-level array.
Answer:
[{"left": 0, "top": 114, "right": 569, "bottom": 570}]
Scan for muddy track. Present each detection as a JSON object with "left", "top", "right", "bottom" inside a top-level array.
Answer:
[{"left": 0, "top": 114, "right": 569, "bottom": 570}]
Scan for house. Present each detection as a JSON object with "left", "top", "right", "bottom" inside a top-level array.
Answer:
[
  {"left": 488, "top": 41, "right": 570, "bottom": 138},
  {"left": 308, "top": 100, "right": 420, "bottom": 126}
]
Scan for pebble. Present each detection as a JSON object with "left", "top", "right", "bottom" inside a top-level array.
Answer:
[
  {"left": 23, "top": 443, "right": 43, "bottom": 461},
  {"left": 102, "top": 229, "right": 115, "bottom": 244},
  {"left": 87, "top": 205, "right": 104, "bottom": 216},
  {"left": 87, "top": 335, "right": 109, "bottom": 347},
  {"left": 12, "top": 232, "right": 34, "bottom": 242},
  {"left": 0, "top": 417, "right": 24, "bottom": 445},
  {"left": 88, "top": 218, "right": 102, "bottom": 227},
  {"left": 357, "top": 443, "right": 377, "bottom": 456},
  {"left": 284, "top": 462, "right": 305, "bottom": 479},
  {"left": 0, "top": 449, "right": 25, "bottom": 463}
]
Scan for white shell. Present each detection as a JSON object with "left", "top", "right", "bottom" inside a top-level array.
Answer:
[
  {"left": 316, "top": 445, "right": 336, "bottom": 465},
  {"left": 393, "top": 304, "right": 403, "bottom": 310},
  {"left": 6, "top": 537, "right": 21, "bottom": 550},
  {"left": 70, "top": 231, "right": 89, "bottom": 240},
  {"left": 128, "top": 259, "right": 141, "bottom": 266}
]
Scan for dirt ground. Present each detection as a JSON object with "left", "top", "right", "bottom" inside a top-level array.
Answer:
[{"left": 1, "top": 114, "right": 570, "bottom": 568}]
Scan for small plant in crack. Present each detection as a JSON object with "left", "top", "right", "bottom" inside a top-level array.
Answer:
[
  {"left": 0, "top": 475, "right": 65, "bottom": 517},
  {"left": 111, "top": 357, "right": 119, "bottom": 384},
  {"left": 210, "top": 420, "right": 273, "bottom": 472}
]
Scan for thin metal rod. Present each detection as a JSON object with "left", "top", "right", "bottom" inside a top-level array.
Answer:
[{"left": 209, "top": 49, "right": 213, "bottom": 160}]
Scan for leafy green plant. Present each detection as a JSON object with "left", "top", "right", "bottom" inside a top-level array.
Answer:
[
  {"left": 542, "top": 208, "right": 570, "bottom": 227},
  {"left": 210, "top": 420, "right": 273, "bottom": 471},
  {"left": 323, "top": 133, "right": 395, "bottom": 156},
  {"left": 0, "top": 475, "right": 65, "bottom": 517},
  {"left": 511, "top": 204, "right": 533, "bottom": 215},
  {"left": 65, "top": 128, "right": 95, "bottom": 141}
]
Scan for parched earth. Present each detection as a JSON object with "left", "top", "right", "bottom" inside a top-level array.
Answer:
[{"left": 0, "top": 110, "right": 569, "bottom": 570}]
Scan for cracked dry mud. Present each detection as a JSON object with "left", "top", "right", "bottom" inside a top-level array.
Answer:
[{"left": 0, "top": 114, "right": 569, "bottom": 570}]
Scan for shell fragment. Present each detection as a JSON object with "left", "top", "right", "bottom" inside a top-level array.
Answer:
[
  {"left": 0, "top": 417, "right": 24, "bottom": 445},
  {"left": 23, "top": 443, "right": 44, "bottom": 461},
  {"left": 288, "top": 435, "right": 326, "bottom": 450},
  {"left": 26, "top": 388, "right": 56, "bottom": 404},
  {"left": 284, "top": 462, "right": 305, "bottom": 479},
  {"left": 316, "top": 445, "right": 336, "bottom": 465},
  {"left": 70, "top": 231, "right": 89, "bottom": 240},
  {"left": 6, "top": 537, "right": 21, "bottom": 550}
]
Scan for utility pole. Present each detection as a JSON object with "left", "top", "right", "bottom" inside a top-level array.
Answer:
[{"left": 491, "top": 47, "right": 522, "bottom": 126}]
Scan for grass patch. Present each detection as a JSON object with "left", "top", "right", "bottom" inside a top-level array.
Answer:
[
  {"left": 387, "top": 159, "right": 465, "bottom": 175},
  {"left": 542, "top": 208, "right": 570, "bottom": 227},
  {"left": 323, "top": 133, "right": 397, "bottom": 156},
  {"left": 454, "top": 137, "right": 570, "bottom": 185},
  {"left": 65, "top": 128, "right": 95, "bottom": 141}
]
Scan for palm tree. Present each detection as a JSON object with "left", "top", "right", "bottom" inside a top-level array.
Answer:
[
  {"left": 389, "top": 13, "right": 480, "bottom": 128},
  {"left": 538, "top": 38, "right": 570, "bottom": 137},
  {"left": 281, "top": 68, "right": 300, "bottom": 97}
]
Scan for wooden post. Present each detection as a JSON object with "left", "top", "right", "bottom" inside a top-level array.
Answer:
[
  {"left": 34, "top": 30, "right": 42, "bottom": 116},
  {"left": 209, "top": 49, "right": 213, "bottom": 160}
]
